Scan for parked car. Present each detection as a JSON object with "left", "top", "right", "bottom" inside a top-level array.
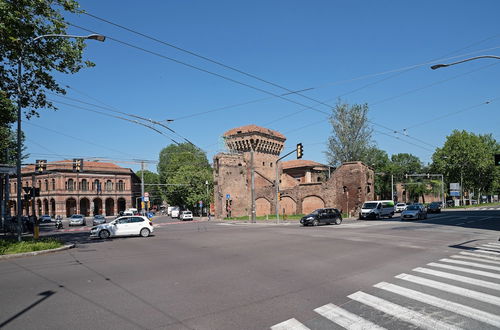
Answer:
[
  {"left": 180, "top": 211, "right": 193, "bottom": 221},
  {"left": 427, "top": 202, "right": 442, "bottom": 213},
  {"left": 69, "top": 214, "right": 86, "bottom": 226},
  {"left": 359, "top": 200, "right": 395, "bottom": 219},
  {"left": 171, "top": 207, "right": 180, "bottom": 218},
  {"left": 90, "top": 216, "right": 154, "bottom": 239},
  {"left": 93, "top": 214, "right": 106, "bottom": 225},
  {"left": 395, "top": 203, "right": 407, "bottom": 213},
  {"left": 300, "top": 208, "right": 342, "bottom": 226},
  {"left": 401, "top": 204, "right": 427, "bottom": 220},
  {"left": 40, "top": 214, "right": 52, "bottom": 223}
]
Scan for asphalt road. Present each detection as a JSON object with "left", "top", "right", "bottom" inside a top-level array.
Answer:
[{"left": 0, "top": 209, "right": 499, "bottom": 329}]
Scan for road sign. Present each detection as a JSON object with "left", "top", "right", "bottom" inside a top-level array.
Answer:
[
  {"left": 450, "top": 191, "right": 460, "bottom": 197},
  {"left": 144, "top": 192, "right": 149, "bottom": 197},
  {"left": 450, "top": 183, "right": 460, "bottom": 190},
  {"left": 226, "top": 194, "right": 230, "bottom": 199}
]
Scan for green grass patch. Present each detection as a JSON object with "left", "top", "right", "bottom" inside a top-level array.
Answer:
[
  {"left": 0, "top": 238, "right": 63, "bottom": 255},
  {"left": 447, "top": 202, "right": 500, "bottom": 209}
]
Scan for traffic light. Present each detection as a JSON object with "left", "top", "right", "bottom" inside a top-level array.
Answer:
[
  {"left": 73, "top": 158, "right": 83, "bottom": 172},
  {"left": 278, "top": 192, "right": 282, "bottom": 201},
  {"left": 495, "top": 154, "right": 500, "bottom": 166},
  {"left": 296, "top": 143, "right": 303, "bottom": 159},
  {"left": 36, "top": 160, "right": 47, "bottom": 173}
]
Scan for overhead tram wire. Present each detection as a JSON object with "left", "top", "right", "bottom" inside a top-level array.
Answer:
[
  {"left": 82, "top": 11, "right": 334, "bottom": 110},
  {"left": 67, "top": 22, "right": 330, "bottom": 117},
  {"left": 48, "top": 98, "right": 181, "bottom": 145}
]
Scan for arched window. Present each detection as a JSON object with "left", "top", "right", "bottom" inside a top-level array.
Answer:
[
  {"left": 67, "top": 179, "right": 74, "bottom": 191},
  {"left": 44, "top": 179, "right": 49, "bottom": 191},
  {"left": 93, "top": 179, "right": 101, "bottom": 193},
  {"left": 52, "top": 179, "right": 56, "bottom": 190},
  {"left": 37, "top": 180, "right": 42, "bottom": 188},
  {"left": 117, "top": 180, "right": 125, "bottom": 191},
  {"left": 81, "top": 179, "right": 88, "bottom": 191},
  {"left": 105, "top": 180, "right": 113, "bottom": 191}
]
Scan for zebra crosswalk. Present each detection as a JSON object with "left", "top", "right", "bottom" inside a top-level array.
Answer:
[{"left": 271, "top": 242, "right": 500, "bottom": 330}]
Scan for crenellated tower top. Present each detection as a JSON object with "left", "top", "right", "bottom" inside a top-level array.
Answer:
[{"left": 223, "top": 125, "right": 286, "bottom": 156}]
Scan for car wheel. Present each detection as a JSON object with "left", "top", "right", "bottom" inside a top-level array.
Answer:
[
  {"left": 334, "top": 217, "right": 342, "bottom": 225},
  {"left": 140, "top": 228, "right": 150, "bottom": 237},
  {"left": 376, "top": 213, "right": 381, "bottom": 220},
  {"left": 312, "top": 219, "right": 319, "bottom": 226},
  {"left": 99, "top": 230, "right": 110, "bottom": 239}
]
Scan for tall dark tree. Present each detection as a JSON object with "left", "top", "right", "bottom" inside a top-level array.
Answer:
[{"left": 326, "top": 100, "right": 374, "bottom": 167}]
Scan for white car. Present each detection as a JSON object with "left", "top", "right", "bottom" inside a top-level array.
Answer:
[
  {"left": 395, "top": 203, "right": 407, "bottom": 212},
  {"left": 180, "top": 211, "right": 193, "bottom": 221},
  {"left": 90, "top": 216, "right": 153, "bottom": 239},
  {"left": 69, "top": 214, "right": 86, "bottom": 226}
]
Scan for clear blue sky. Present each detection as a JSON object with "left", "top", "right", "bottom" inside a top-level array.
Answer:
[{"left": 24, "top": 0, "right": 500, "bottom": 172}]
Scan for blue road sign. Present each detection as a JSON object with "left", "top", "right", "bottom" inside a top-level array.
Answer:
[
  {"left": 226, "top": 194, "right": 230, "bottom": 199},
  {"left": 450, "top": 191, "right": 460, "bottom": 197}
]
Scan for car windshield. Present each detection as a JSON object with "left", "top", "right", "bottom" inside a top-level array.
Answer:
[
  {"left": 362, "top": 203, "right": 378, "bottom": 209},
  {"left": 310, "top": 209, "right": 323, "bottom": 215},
  {"left": 406, "top": 205, "right": 420, "bottom": 210},
  {"left": 396, "top": 203, "right": 405, "bottom": 206},
  {"left": 429, "top": 203, "right": 439, "bottom": 207},
  {"left": 71, "top": 215, "right": 83, "bottom": 219},
  {"left": 183, "top": 212, "right": 192, "bottom": 215}
]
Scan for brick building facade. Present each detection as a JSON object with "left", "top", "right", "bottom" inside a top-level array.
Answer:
[
  {"left": 213, "top": 125, "right": 374, "bottom": 218},
  {"left": 8, "top": 160, "right": 141, "bottom": 217}
]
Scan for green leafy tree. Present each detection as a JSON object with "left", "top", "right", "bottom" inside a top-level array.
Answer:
[
  {"left": 0, "top": 90, "right": 17, "bottom": 164},
  {"left": 391, "top": 153, "right": 422, "bottom": 179},
  {"left": 157, "top": 143, "right": 213, "bottom": 211},
  {"left": 0, "top": 0, "right": 95, "bottom": 118},
  {"left": 362, "top": 147, "right": 392, "bottom": 199},
  {"left": 136, "top": 170, "right": 162, "bottom": 206},
  {"left": 432, "top": 130, "right": 499, "bottom": 200},
  {"left": 326, "top": 100, "right": 374, "bottom": 167}
]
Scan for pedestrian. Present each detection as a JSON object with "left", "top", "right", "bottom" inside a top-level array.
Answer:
[{"left": 208, "top": 212, "right": 211, "bottom": 221}]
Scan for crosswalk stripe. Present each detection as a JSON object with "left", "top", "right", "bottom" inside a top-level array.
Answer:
[
  {"left": 413, "top": 267, "right": 500, "bottom": 291},
  {"left": 451, "top": 254, "right": 500, "bottom": 265},
  {"left": 375, "top": 282, "right": 500, "bottom": 328},
  {"left": 459, "top": 251, "right": 500, "bottom": 261},
  {"left": 428, "top": 262, "right": 500, "bottom": 279},
  {"left": 473, "top": 248, "right": 500, "bottom": 255},
  {"left": 271, "top": 318, "right": 310, "bottom": 330},
  {"left": 482, "top": 245, "right": 500, "bottom": 251},
  {"left": 348, "top": 291, "right": 460, "bottom": 330},
  {"left": 439, "top": 258, "right": 500, "bottom": 271},
  {"left": 395, "top": 273, "right": 500, "bottom": 306},
  {"left": 486, "top": 242, "right": 500, "bottom": 248},
  {"left": 314, "top": 303, "right": 386, "bottom": 330}
]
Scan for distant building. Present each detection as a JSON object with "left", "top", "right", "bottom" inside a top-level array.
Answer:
[
  {"left": 213, "top": 125, "right": 374, "bottom": 218},
  {"left": 8, "top": 160, "right": 141, "bottom": 217}
]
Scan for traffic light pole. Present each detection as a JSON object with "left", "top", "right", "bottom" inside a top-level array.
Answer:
[{"left": 275, "top": 148, "right": 299, "bottom": 223}]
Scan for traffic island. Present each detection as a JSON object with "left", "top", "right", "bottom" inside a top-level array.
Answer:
[{"left": 0, "top": 238, "right": 74, "bottom": 260}]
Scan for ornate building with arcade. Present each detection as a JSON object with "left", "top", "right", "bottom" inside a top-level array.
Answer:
[
  {"left": 213, "top": 125, "right": 375, "bottom": 218},
  {"left": 8, "top": 160, "right": 141, "bottom": 217}
]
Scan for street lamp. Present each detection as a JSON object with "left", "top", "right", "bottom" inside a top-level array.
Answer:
[
  {"left": 431, "top": 55, "right": 500, "bottom": 70},
  {"left": 15, "top": 33, "right": 105, "bottom": 241}
]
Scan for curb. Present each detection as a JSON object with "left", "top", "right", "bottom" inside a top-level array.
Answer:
[{"left": 0, "top": 243, "right": 75, "bottom": 261}]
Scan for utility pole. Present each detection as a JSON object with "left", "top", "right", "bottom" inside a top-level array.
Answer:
[
  {"left": 391, "top": 174, "right": 394, "bottom": 201},
  {"left": 141, "top": 161, "right": 145, "bottom": 213},
  {"left": 250, "top": 150, "right": 256, "bottom": 223},
  {"left": 275, "top": 160, "right": 280, "bottom": 223}
]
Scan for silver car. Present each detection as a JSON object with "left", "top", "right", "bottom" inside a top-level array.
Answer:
[
  {"left": 69, "top": 214, "right": 86, "bottom": 226},
  {"left": 93, "top": 215, "right": 106, "bottom": 226},
  {"left": 401, "top": 204, "right": 427, "bottom": 220}
]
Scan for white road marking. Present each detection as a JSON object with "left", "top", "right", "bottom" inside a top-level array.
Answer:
[
  {"left": 486, "top": 242, "right": 500, "bottom": 248},
  {"left": 439, "top": 258, "right": 500, "bottom": 272},
  {"left": 413, "top": 267, "right": 500, "bottom": 291},
  {"left": 451, "top": 254, "right": 500, "bottom": 265},
  {"left": 481, "top": 245, "right": 500, "bottom": 252},
  {"left": 459, "top": 251, "right": 500, "bottom": 261},
  {"left": 271, "top": 318, "right": 310, "bottom": 330},
  {"left": 314, "top": 303, "right": 386, "bottom": 330},
  {"left": 395, "top": 273, "right": 500, "bottom": 306},
  {"left": 375, "top": 282, "right": 500, "bottom": 328},
  {"left": 348, "top": 291, "right": 460, "bottom": 330},
  {"left": 473, "top": 248, "right": 500, "bottom": 255},
  {"left": 428, "top": 262, "right": 500, "bottom": 279}
]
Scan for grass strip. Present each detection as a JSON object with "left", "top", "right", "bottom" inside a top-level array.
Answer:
[{"left": 0, "top": 238, "right": 63, "bottom": 255}]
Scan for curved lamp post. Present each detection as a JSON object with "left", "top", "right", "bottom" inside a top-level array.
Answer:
[
  {"left": 15, "top": 33, "right": 105, "bottom": 241},
  {"left": 431, "top": 55, "right": 500, "bottom": 70}
]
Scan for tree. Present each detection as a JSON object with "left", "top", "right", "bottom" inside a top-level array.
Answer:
[
  {"left": 362, "top": 147, "right": 392, "bottom": 199},
  {"left": 0, "top": 90, "right": 17, "bottom": 164},
  {"left": 432, "top": 130, "right": 499, "bottom": 200},
  {"left": 0, "top": 0, "right": 95, "bottom": 118},
  {"left": 391, "top": 153, "right": 422, "bottom": 179},
  {"left": 157, "top": 143, "right": 213, "bottom": 212},
  {"left": 135, "top": 170, "right": 162, "bottom": 207},
  {"left": 326, "top": 100, "right": 373, "bottom": 167}
]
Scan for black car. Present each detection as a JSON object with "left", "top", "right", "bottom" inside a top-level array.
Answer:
[
  {"left": 427, "top": 202, "right": 442, "bottom": 213},
  {"left": 300, "top": 208, "right": 342, "bottom": 226}
]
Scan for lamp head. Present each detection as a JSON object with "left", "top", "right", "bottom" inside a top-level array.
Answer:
[
  {"left": 430, "top": 64, "right": 448, "bottom": 70},
  {"left": 87, "top": 34, "right": 106, "bottom": 42}
]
